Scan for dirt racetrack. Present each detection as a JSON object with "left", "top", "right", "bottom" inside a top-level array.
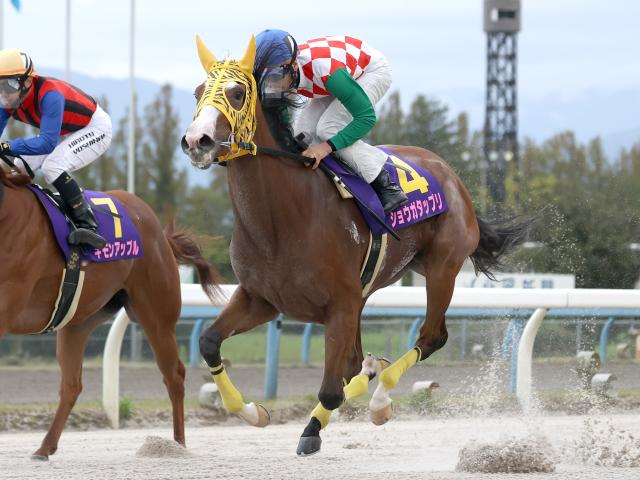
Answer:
[
  {"left": 1, "top": 360, "right": 639, "bottom": 479},
  {"left": 1, "top": 414, "right": 639, "bottom": 480}
]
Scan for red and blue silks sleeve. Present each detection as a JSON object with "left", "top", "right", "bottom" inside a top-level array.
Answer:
[
  {"left": 8, "top": 91, "right": 65, "bottom": 155},
  {"left": 0, "top": 109, "right": 10, "bottom": 138}
]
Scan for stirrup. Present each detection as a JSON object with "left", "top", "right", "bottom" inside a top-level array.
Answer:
[
  {"left": 68, "top": 228, "right": 107, "bottom": 249},
  {"left": 381, "top": 190, "right": 408, "bottom": 213}
]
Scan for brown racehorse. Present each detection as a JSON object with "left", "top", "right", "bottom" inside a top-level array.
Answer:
[
  {"left": 0, "top": 166, "right": 221, "bottom": 460},
  {"left": 181, "top": 36, "right": 529, "bottom": 455}
]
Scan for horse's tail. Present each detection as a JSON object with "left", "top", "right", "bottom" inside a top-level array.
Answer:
[
  {"left": 163, "top": 221, "right": 224, "bottom": 303},
  {"left": 469, "top": 215, "right": 533, "bottom": 280}
]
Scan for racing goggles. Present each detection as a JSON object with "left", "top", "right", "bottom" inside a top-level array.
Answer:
[
  {"left": 259, "top": 63, "right": 299, "bottom": 107},
  {"left": 0, "top": 78, "right": 22, "bottom": 94}
]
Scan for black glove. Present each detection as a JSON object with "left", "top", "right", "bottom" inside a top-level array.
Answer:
[{"left": 0, "top": 141, "right": 12, "bottom": 155}]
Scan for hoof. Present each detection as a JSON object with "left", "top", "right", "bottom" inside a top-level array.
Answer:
[
  {"left": 254, "top": 404, "right": 271, "bottom": 428},
  {"left": 370, "top": 403, "right": 393, "bottom": 426},
  {"left": 237, "top": 402, "right": 271, "bottom": 427},
  {"left": 30, "top": 454, "right": 49, "bottom": 461},
  {"left": 363, "top": 353, "right": 392, "bottom": 379},
  {"left": 296, "top": 435, "right": 322, "bottom": 456},
  {"left": 378, "top": 357, "right": 391, "bottom": 371}
]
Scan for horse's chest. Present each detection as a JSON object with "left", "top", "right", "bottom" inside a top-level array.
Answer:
[
  {"left": 230, "top": 239, "right": 320, "bottom": 283},
  {"left": 233, "top": 255, "right": 318, "bottom": 292},
  {"left": 231, "top": 250, "right": 332, "bottom": 319}
]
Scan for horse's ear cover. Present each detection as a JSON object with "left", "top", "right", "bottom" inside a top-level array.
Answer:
[
  {"left": 238, "top": 36, "right": 257, "bottom": 75},
  {"left": 196, "top": 35, "right": 218, "bottom": 72}
]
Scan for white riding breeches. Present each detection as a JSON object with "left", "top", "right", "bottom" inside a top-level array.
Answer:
[
  {"left": 19, "top": 105, "right": 112, "bottom": 184},
  {"left": 293, "top": 56, "right": 392, "bottom": 183}
]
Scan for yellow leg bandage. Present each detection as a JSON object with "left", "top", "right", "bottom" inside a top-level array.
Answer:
[
  {"left": 210, "top": 365, "right": 245, "bottom": 413},
  {"left": 310, "top": 373, "right": 371, "bottom": 429},
  {"left": 343, "top": 373, "right": 369, "bottom": 400},
  {"left": 310, "top": 403, "right": 332, "bottom": 429},
  {"left": 379, "top": 347, "right": 421, "bottom": 391}
]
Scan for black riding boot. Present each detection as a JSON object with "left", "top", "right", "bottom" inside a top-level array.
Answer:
[
  {"left": 52, "top": 172, "right": 107, "bottom": 249},
  {"left": 370, "top": 168, "right": 408, "bottom": 213}
]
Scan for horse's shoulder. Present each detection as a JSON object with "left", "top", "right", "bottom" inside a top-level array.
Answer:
[{"left": 0, "top": 169, "right": 32, "bottom": 188}]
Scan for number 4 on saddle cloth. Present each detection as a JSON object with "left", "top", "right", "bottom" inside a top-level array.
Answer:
[
  {"left": 324, "top": 147, "right": 448, "bottom": 235},
  {"left": 25, "top": 184, "right": 144, "bottom": 334},
  {"left": 322, "top": 147, "right": 448, "bottom": 297}
]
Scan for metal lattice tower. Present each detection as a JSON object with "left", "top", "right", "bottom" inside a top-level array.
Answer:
[{"left": 484, "top": 0, "right": 521, "bottom": 206}]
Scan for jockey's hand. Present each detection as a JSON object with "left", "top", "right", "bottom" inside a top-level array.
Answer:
[
  {"left": 0, "top": 141, "right": 12, "bottom": 155},
  {"left": 302, "top": 142, "right": 332, "bottom": 170}
]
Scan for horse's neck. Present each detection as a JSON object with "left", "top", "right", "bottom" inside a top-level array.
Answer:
[
  {"left": 226, "top": 110, "right": 316, "bottom": 240},
  {"left": 0, "top": 184, "right": 51, "bottom": 282},
  {"left": 0, "top": 184, "right": 39, "bottom": 234}
]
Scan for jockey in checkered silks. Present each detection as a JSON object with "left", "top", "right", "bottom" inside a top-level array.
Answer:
[
  {"left": 0, "top": 49, "right": 111, "bottom": 249},
  {"left": 253, "top": 29, "right": 408, "bottom": 213}
]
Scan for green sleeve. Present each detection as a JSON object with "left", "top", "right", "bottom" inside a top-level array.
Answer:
[{"left": 324, "top": 68, "right": 376, "bottom": 151}]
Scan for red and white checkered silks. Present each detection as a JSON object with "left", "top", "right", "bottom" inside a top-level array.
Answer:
[{"left": 295, "top": 35, "right": 376, "bottom": 98}]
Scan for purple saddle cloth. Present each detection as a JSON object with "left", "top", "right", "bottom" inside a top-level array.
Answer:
[
  {"left": 27, "top": 185, "right": 144, "bottom": 263},
  {"left": 322, "top": 147, "right": 448, "bottom": 235}
]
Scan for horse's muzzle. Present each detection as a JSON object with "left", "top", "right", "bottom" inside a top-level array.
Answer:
[{"left": 181, "top": 135, "right": 219, "bottom": 170}]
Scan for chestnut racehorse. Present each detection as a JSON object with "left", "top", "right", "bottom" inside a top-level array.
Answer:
[
  {"left": 181, "top": 36, "right": 529, "bottom": 455},
  {"left": 0, "top": 166, "right": 221, "bottom": 460}
]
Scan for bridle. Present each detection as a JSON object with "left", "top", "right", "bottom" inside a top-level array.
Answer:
[{"left": 195, "top": 60, "right": 258, "bottom": 162}]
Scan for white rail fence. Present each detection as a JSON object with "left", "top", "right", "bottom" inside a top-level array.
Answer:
[{"left": 103, "top": 285, "right": 640, "bottom": 427}]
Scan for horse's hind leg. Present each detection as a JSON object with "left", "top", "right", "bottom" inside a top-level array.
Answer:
[
  {"left": 32, "top": 315, "right": 104, "bottom": 460},
  {"left": 369, "top": 248, "right": 465, "bottom": 425},
  {"left": 127, "top": 289, "right": 186, "bottom": 445}
]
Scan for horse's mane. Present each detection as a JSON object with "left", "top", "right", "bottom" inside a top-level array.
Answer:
[
  {"left": 0, "top": 166, "right": 31, "bottom": 187},
  {"left": 259, "top": 102, "right": 303, "bottom": 153}
]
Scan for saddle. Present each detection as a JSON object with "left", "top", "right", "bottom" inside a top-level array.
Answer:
[
  {"left": 27, "top": 184, "right": 144, "bottom": 333},
  {"left": 321, "top": 148, "right": 449, "bottom": 235},
  {"left": 28, "top": 185, "right": 143, "bottom": 263},
  {"left": 315, "top": 149, "right": 448, "bottom": 296}
]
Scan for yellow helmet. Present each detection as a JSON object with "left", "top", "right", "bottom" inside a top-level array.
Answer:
[
  {"left": 0, "top": 49, "right": 35, "bottom": 108},
  {"left": 0, "top": 49, "right": 34, "bottom": 79}
]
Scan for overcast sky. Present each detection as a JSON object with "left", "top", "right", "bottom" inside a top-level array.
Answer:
[{"left": 2, "top": 0, "right": 639, "bottom": 140}]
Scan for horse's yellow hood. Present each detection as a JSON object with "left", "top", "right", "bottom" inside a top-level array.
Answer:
[{"left": 196, "top": 35, "right": 256, "bottom": 76}]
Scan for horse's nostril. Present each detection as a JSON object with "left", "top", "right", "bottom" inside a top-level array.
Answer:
[
  {"left": 180, "top": 135, "right": 189, "bottom": 153},
  {"left": 198, "top": 135, "right": 215, "bottom": 149}
]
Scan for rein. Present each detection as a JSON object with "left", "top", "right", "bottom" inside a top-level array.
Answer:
[
  {"left": 0, "top": 151, "right": 35, "bottom": 179},
  {"left": 0, "top": 151, "right": 34, "bottom": 208},
  {"left": 222, "top": 145, "right": 401, "bottom": 240}
]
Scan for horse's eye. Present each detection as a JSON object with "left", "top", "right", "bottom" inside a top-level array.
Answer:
[{"left": 234, "top": 91, "right": 244, "bottom": 101}]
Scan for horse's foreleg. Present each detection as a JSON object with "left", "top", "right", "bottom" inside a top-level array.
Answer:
[
  {"left": 341, "top": 323, "right": 391, "bottom": 400},
  {"left": 304, "top": 353, "right": 384, "bottom": 431},
  {"left": 296, "top": 311, "right": 360, "bottom": 456},
  {"left": 32, "top": 321, "right": 95, "bottom": 460},
  {"left": 199, "top": 287, "right": 277, "bottom": 427}
]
